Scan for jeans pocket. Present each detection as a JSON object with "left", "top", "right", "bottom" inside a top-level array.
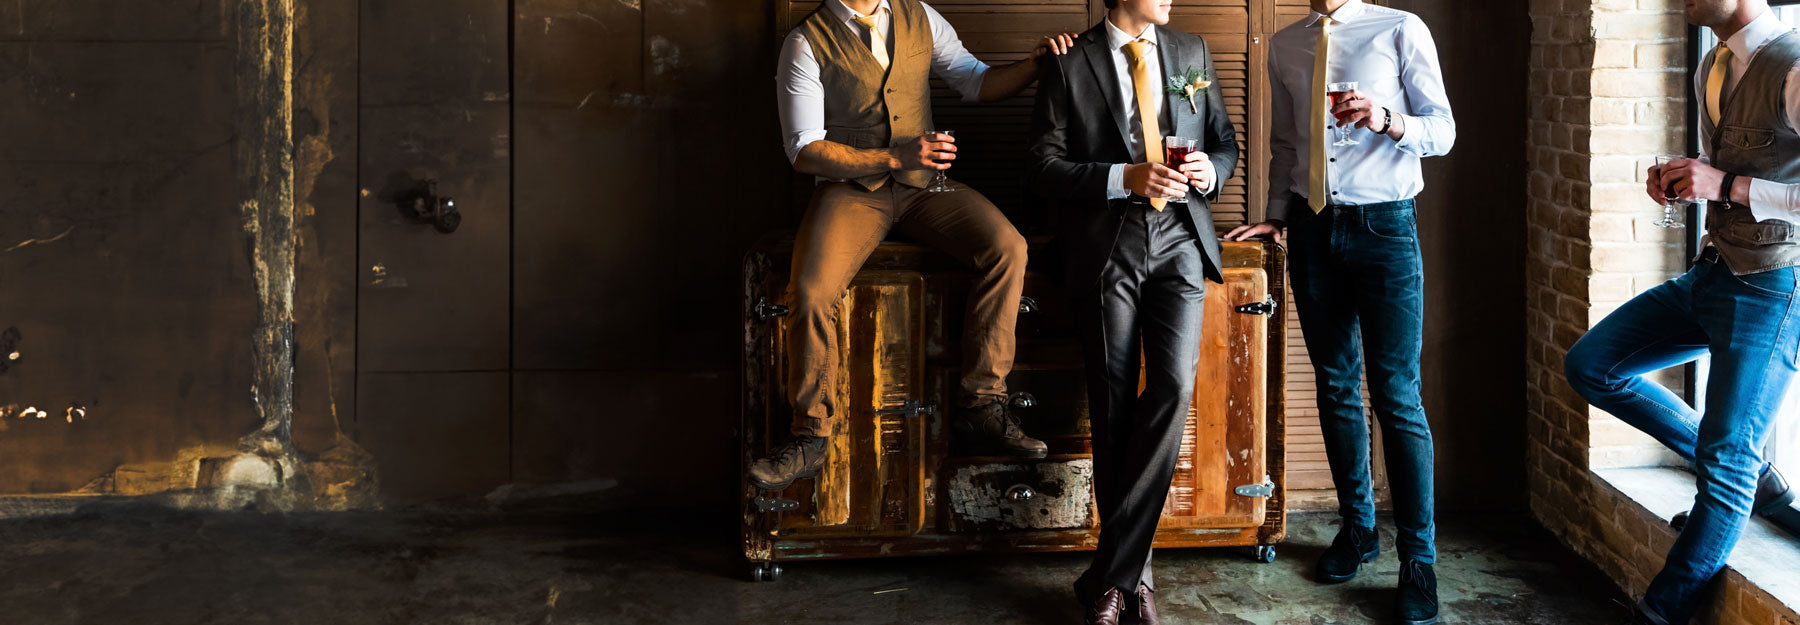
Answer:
[
  {"left": 1728, "top": 266, "right": 1799, "bottom": 298},
  {"left": 1364, "top": 210, "right": 1416, "bottom": 242}
]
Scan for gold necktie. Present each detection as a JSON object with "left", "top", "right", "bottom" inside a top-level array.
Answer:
[
  {"left": 1124, "top": 39, "right": 1167, "bottom": 211},
  {"left": 1706, "top": 43, "right": 1732, "bottom": 126},
  {"left": 1308, "top": 16, "right": 1332, "bottom": 213},
  {"left": 852, "top": 14, "right": 890, "bottom": 71}
]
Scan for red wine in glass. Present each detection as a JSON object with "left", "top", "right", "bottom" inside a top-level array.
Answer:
[
  {"left": 927, "top": 130, "right": 955, "bottom": 192},
  {"left": 1162, "top": 136, "right": 1199, "bottom": 204},
  {"left": 1325, "top": 81, "right": 1360, "bottom": 146}
]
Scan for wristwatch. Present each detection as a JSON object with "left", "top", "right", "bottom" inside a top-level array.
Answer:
[{"left": 1375, "top": 107, "right": 1393, "bottom": 135}]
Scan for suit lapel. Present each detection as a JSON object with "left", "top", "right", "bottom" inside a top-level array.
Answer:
[
  {"left": 1157, "top": 26, "right": 1188, "bottom": 137},
  {"left": 1081, "top": 28, "right": 1134, "bottom": 154}
]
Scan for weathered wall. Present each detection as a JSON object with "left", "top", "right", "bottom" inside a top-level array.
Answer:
[
  {"left": 1387, "top": 0, "right": 1532, "bottom": 510},
  {"left": 0, "top": 2, "right": 260, "bottom": 492}
]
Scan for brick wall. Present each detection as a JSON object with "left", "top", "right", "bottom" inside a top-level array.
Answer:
[{"left": 1526, "top": 0, "right": 1799, "bottom": 622}]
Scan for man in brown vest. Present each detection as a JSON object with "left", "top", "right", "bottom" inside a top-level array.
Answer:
[
  {"left": 1564, "top": 1, "right": 1800, "bottom": 623},
  {"left": 748, "top": 0, "right": 1078, "bottom": 490}
]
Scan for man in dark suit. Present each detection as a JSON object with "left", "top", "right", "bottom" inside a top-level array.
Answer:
[{"left": 1027, "top": 0, "right": 1238, "bottom": 622}]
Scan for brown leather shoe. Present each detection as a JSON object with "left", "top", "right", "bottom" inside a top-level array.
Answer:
[
  {"left": 1082, "top": 586, "right": 1125, "bottom": 625},
  {"left": 954, "top": 399, "right": 1048, "bottom": 458},
  {"left": 1125, "top": 583, "right": 1159, "bottom": 625}
]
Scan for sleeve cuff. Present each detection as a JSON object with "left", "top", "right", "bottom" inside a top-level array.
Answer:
[
  {"left": 1747, "top": 178, "right": 1798, "bottom": 223},
  {"left": 1107, "top": 163, "right": 1129, "bottom": 200},
  {"left": 1392, "top": 112, "right": 1421, "bottom": 152},
  {"left": 1266, "top": 195, "right": 1290, "bottom": 223}
]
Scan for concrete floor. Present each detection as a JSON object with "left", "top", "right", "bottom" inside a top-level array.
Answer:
[{"left": 0, "top": 500, "right": 1631, "bottom": 624}]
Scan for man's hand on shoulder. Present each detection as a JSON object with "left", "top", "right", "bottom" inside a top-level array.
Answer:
[{"left": 1033, "top": 33, "right": 1076, "bottom": 61}]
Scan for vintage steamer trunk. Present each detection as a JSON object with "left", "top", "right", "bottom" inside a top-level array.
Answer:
[{"left": 740, "top": 238, "right": 1286, "bottom": 581}]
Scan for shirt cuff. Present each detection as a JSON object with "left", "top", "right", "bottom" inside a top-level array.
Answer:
[
  {"left": 1107, "top": 163, "right": 1129, "bottom": 200},
  {"left": 1748, "top": 178, "right": 1798, "bottom": 223},
  {"left": 1391, "top": 112, "right": 1420, "bottom": 153}
]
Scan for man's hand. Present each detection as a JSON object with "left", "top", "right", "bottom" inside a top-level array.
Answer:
[
  {"left": 1225, "top": 220, "right": 1285, "bottom": 246},
  {"left": 890, "top": 132, "right": 955, "bottom": 172},
  {"left": 1330, "top": 89, "right": 1380, "bottom": 130},
  {"left": 1646, "top": 161, "right": 1671, "bottom": 204},
  {"left": 1033, "top": 33, "right": 1076, "bottom": 60},
  {"left": 1660, "top": 158, "right": 1728, "bottom": 202},
  {"left": 1124, "top": 162, "right": 1190, "bottom": 200},
  {"left": 1176, "top": 150, "right": 1216, "bottom": 194}
]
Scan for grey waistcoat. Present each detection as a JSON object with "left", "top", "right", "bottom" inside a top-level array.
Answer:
[{"left": 1699, "top": 30, "right": 1800, "bottom": 275}]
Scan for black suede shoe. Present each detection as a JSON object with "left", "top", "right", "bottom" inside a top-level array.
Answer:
[
  {"left": 954, "top": 399, "right": 1048, "bottom": 458},
  {"left": 1315, "top": 524, "right": 1379, "bottom": 583},
  {"left": 1672, "top": 465, "right": 1793, "bottom": 529},
  {"left": 747, "top": 435, "right": 829, "bottom": 491},
  {"left": 1396, "top": 559, "right": 1439, "bottom": 625}
]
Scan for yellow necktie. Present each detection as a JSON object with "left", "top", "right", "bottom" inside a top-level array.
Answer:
[
  {"left": 1707, "top": 43, "right": 1732, "bottom": 126},
  {"left": 852, "top": 14, "right": 890, "bottom": 71},
  {"left": 1124, "top": 39, "right": 1167, "bottom": 211},
  {"left": 1308, "top": 17, "right": 1332, "bottom": 213}
]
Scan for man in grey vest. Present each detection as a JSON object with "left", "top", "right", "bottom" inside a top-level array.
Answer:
[
  {"left": 1564, "top": 1, "right": 1800, "bottom": 623},
  {"left": 749, "top": 0, "right": 1078, "bottom": 490}
]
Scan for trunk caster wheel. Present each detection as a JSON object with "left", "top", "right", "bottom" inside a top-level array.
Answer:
[
  {"left": 1251, "top": 545, "right": 1276, "bottom": 563},
  {"left": 750, "top": 562, "right": 782, "bottom": 582}
]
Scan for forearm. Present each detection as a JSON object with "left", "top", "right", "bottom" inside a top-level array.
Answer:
[
  {"left": 978, "top": 58, "right": 1041, "bottom": 103},
  {"left": 794, "top": 140, "right": 899, "bottom": 180}
]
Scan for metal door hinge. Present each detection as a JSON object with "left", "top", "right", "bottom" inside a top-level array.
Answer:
[
  {"left": 875, "top": 399, "right": 936, "bottom": 418},
  {"left": 754, "top": 297, "right": 790, "bottom": 321},
  {"left": 1235, "top": 477, "right": 1275, "bottom": 498},
  {"left": 1234, "top": 296, "right": 1277, "bottom": 316},
  {"left": 1019, "top": 296, "right": 1040, "bottom": 314}
]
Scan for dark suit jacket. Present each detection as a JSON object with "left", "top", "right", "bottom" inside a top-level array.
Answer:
[{"left": 1027, "top": 23, "right": 1239, "bottom": 291}]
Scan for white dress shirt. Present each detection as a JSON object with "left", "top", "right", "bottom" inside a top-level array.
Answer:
[
  {"left": 776, "top": 0, "right": 989, "bottom": 165},
  {"left": 1266, "top": 0, "right": 1456, "bottom": 221},
  {"left": 1696, "top": 9, "right": 1800, "bottom": 224},
  {"left": 1099, "top": 19, "right": 1210, "bottom": 197}
]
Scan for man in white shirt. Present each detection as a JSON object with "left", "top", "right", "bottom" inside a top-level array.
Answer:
[
  {"left": 748, "top": 0, "right": 1078, "bottom": 493},
  {"left": 1564, "top": 1, "right": 1800, "bottom": 623},
  {"left": 1225, "top": 1, "right": 1455, "bottom": 623}
]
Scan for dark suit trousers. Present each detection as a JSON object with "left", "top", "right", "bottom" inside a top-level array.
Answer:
[{"left": 1077, "top": 201, "right": 1208, "bottom": 593}]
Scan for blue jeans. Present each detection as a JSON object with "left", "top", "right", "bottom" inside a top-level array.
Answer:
[
  {"left": 1564, "top": 254, "right": 1800, "bottom": 625},
  {"left": 1288, "top": 197, "right": 1436, "bottom": 564}
]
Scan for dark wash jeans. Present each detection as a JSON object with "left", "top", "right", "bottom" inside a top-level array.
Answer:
[
  {"left": 1287, "top": 195, "right": 1436, "bottom": 564},
  {"left": 1564, "top": 253, "right": 1800, "bottom": 625}
]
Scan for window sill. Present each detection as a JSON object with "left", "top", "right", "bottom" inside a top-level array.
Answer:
[{"left": 1595, "top": 466, "right": 1800, "bottom": 616}]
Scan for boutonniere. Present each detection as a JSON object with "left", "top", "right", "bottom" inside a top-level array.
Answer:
[{"left": 1166, "top": 66, "right": 1211, "bottom": 114}]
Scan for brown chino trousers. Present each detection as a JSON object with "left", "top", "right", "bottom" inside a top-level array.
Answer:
[{"left": 785, "top": 179, "right": 1027, "bottom": 438}]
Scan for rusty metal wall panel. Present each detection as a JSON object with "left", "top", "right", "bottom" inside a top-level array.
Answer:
[
  {"left": 0, "top": 1, "right": 253, "bottom": 494},
  {"left": 293, "top": 0, "right": 360, "bottom": 454},
  {"left": 353, "top": 372, "right": 509, "bottom": 501},
  {"left": 356, "top": 0, "right": 510, "bottom": 373},
  {"left": 0, "top": 0, "right": 227, "bottom": 41}
]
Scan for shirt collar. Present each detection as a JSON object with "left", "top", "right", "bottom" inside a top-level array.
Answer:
[
  {"left": 1725, "top": 8, "right": 1786, "bottom": 60},
  {"left": 1104, "top": 17, "right": 1159, "bottom": 51},
  {"left": 829, "top": 0, "right": 891, "bottom": 24},
  {"left": 1304, "top": 0, "right": 1366, "bottom": 28}
]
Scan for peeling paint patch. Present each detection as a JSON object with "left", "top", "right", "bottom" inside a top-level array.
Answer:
[
  {"left": 611, "top": 0, "right": 641, "bottom": 12},
  {"left": 649, "top": 36, "right": 684, "bottom": 76},
  {"left": 576, "top": 91, "right": 595, "bottom": 110}
]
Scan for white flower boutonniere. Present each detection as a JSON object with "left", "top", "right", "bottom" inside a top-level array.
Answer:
[{"left": 1166, "top": 66, "right": 1212, "bottom": 114}]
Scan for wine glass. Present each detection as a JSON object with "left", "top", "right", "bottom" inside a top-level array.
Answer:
[
  {"left": 1162, "top": 136, "right": 1199, "bottom": 204},
  {"left": 1326, "top": 81, "right": 1360, "bottom": 147},
  {"left": 927, "top": 130, "right": 956, "bottom": 193},
  {"left": 1653, "top": 155, "right": 1686, "bottom": 229}
]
